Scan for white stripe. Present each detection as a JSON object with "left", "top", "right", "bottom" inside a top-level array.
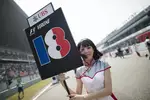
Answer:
[
  {"left": 45, "top": 29, "right": 62, "bottom": 59},
  {"left": 32, "top": 83, "right": 52, "bottom": 100}
]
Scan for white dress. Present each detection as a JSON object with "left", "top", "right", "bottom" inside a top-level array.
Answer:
[{"left": 76, "top": 59, "right": 117, "bottom": 100}]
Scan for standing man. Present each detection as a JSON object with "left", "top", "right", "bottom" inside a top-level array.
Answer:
[
  {"left": 16, "top": 76, "right": 24, "bottom": 100},
  {"left": 145, "top": 36, "right": 150, "bottom": 59},
  {"left": 117, "top": 47, "right": 124, "bottom": 58}
]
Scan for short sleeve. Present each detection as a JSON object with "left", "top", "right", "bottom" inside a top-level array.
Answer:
[
  {"left": 75, "top": 67, "right": 85, "bottom": 79},
  {"left": 75, "top": 69, "right": 80, "bottom": 79},
  {"left": 99, "top": 60, "right": 111, "bottom": 71},
  {"left": 75, "top": 67, "right": 82, "bottom": 79},
  {"left": 104, "top": 62, "right": 111, "bottom": 69}
]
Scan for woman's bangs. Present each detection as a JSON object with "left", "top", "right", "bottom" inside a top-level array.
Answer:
[{"left": 80, "top": 40, "right": 92, "bottom": 48}]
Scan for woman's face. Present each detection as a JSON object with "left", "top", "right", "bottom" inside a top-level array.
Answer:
[{"left": 79, "top": 45, "right": 94, "bottom": 61}]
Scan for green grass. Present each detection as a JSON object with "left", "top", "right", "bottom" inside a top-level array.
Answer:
[{"left": 8, "top": 78, "right": 51, "bottom": 100}]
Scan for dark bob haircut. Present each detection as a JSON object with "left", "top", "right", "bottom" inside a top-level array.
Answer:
[{"left": 77, "top": 38, "right": 103, "bottom": 60}]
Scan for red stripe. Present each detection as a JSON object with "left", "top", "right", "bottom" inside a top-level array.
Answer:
[
  {"left": 111, "top": 93, "right": 118, "bottom": 100},
  {"left": 76, "top": 66, "right": 111, "bottom": 79},
  {"left": 52, "top": 27, "right": 70, "bottom": 57},
  {"left": 52, "top": 28, "right": 63, "bottom": 57}
]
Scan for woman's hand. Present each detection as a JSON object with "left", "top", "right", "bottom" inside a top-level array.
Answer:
[
  {"left": 68, "top": 94, "right": 87, "bottom": 100},
  {"left": 58, "top": 73, "right": 66, "bottom": 82}
]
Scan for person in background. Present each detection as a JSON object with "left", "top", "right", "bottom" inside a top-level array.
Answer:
[
  {"left": 59, "top": 38, "right": 117, "bottom": 100},
  {"left": 117, "top": 47, "right": 124, "bottom": 58},
  {"left": 145, "top": 36, "right": 150, "bottom": 59},
  {"left": 51, "top": 75, "right": 59, "bottom": 85},
  {"left": 16, "top": 76, "right": 24, "bottom": 100}
]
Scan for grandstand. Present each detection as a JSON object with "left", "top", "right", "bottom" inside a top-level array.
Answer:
[
  {"left": 0, "top": 0, "right": 40, "bottom": 99},
  {"left": 97, "top": 5, "right": 150, "bottom": 54}
]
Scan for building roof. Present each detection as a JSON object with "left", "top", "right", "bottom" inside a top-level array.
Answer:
[{"left": 97, "top": 5, "right": 150, "bottom": 47}]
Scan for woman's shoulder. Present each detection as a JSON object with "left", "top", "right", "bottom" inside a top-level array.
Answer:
[
  {"left": 96, "top": 58, "right": 111, "bottom": 70},
  {"left": 75, "top": 66, "right": 87, "bottom": 79},
  {"left": 76, "top": 66, "right": 87, "bottom": 74},
  {"left": 97, "top": 58, "right": 107, "bottom": 64}
]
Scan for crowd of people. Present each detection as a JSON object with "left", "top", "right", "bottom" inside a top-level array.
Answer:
[
  {"left": 0, "top": 63, "right": 39, "bottom": 86},
  {"left": 0, "top": 48, "right": 39, "bottom": 92},
  {"left": 0, "top": 63, "right": 38, "bottom": 81}
]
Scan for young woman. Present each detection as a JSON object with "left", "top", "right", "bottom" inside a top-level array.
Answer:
[{"left": 59, "top": 39, "right": 117, "bottom": 100}]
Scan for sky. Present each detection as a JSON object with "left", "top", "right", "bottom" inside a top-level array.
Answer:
[{"left": 14, "top": 0, "right": 150, "bottom": 45}]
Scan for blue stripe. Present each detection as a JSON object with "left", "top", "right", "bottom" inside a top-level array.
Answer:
[{"left": 33, "top": 36, "right": 51, "bottom": 66}]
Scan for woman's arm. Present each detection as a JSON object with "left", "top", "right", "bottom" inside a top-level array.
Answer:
[
  {"left": 84, "top": 69, "right": 112, "bottom": 100},
  {"left": 76, "top": 78, "right": 83, "bottom": 94}
]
